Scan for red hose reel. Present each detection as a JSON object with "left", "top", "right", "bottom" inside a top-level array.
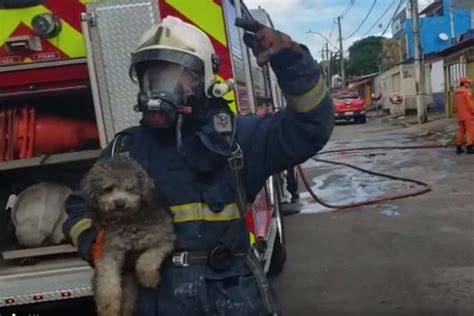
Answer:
[{"left": 0, "top": 106, "right": 99, "bottom": 162}]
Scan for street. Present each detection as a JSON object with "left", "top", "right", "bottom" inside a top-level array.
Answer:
[{"left": 274, "top": 116, "right": 474, "bottom": 316}]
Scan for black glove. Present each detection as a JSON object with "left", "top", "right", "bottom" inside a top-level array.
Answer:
[{"left": 236, "top": 18, "right": 304, "bottom": 70}]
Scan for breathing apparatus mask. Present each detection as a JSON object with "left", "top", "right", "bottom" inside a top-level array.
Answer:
[{"left": 132, "top": 50, "right": 206, "bottom": 129}]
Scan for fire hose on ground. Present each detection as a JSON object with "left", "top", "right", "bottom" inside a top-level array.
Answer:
[{"left": 296, "top": 144, "right": 453, "bottom": 210}]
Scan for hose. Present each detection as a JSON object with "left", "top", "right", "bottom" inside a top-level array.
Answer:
[
  {"left": 296, "top": 145, "right": 444, "bottom": 210},
  {"left": 318, "top": 144, "right": 452, "bottom": 156}
]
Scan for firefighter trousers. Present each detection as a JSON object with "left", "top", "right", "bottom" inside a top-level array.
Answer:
[
  {"left": 456, "top": 119, "right": 474, "bottom": 146},
  {"left": 134, "top": 263, "right": 282, "bottom": 316}
]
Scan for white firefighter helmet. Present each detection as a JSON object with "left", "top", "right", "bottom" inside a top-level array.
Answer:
[{"left": 129, "top": 16, "right": 219, "bottom": 98}]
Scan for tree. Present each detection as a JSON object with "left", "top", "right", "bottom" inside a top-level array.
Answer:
[{"left": 346, "top": 36, "right": 386, "bottom": 78}]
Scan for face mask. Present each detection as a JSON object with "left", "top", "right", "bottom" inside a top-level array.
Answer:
[{"left": 136, "top": 62, "right": 204, "bottom": 128}]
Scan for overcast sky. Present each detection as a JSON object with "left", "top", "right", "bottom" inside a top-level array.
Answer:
[{"left": 243, "top": 0, "right": 404, "bottom": 60}]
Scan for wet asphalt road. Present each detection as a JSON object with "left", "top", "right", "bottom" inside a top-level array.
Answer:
[{"left": 273, "top": 117, "right": 474, "bottom": 315}]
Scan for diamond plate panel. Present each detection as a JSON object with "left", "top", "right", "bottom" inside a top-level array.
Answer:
[
  {"left": 87, "top": 0, "right": 160, "bottom": 142},
  {"left": 0, "top": 266, "right": 93, "bottom": 307}
]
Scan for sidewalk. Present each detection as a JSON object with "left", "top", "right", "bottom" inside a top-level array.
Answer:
[{"left": 370, "top": 112, "right": 458, "bottom": 145}]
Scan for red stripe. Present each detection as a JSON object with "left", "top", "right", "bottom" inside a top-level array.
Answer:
[
  {"left": 158, "top": 2, "right": 233, "bottom": 80},
  {"left": 0, "top": 23, "right": 68, "bottom": 61},
  {"left": 42, "top": 0, "right": 85, "bottom": 33}
]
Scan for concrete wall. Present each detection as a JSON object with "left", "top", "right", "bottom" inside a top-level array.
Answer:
[
  {"left": 380, "top": 64, "right": 434, "bottom": 114},
  {"left": 450, "top": 0, "right": 474, "bottom": 27},
  {"left": 430, "top": 59, "right": 446, "bottom": 112},
  {"left": 405, "top": 14, "right": 471, "bottom": 58}
]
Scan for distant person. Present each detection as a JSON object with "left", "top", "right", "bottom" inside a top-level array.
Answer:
[{"left": 454, "top": 76, "right": 474, "bottom": 154}]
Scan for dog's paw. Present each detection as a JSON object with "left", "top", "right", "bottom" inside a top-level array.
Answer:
[
  {"left": 136, "top": 265, "right": 160, "bottom": 288},
  {"left": 96, "top": 299, "right": 121, "bottom": 316}
]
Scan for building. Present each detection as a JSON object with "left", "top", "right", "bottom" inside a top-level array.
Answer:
[
  {"left": 392, "top": 0, "right": 471, "bottom": 60},
  {"left": 379, "top": 0, "right": 472, "bottom": 115},
  {"left": 452, "top": 0, "right": 474, "bottom": 28},
  {"left": 379, "top": 63, "right": 434, "bottom": 114},
  {"left": 436, "top": 0, "right": 474, "bottom": 117},
  {"left": 347, "top": 73, "right": 380, "bottom": 106}
]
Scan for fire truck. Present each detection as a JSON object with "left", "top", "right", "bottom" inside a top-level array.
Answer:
[{"left": 0, "top": 0, "right": 287, "bottom": 310}]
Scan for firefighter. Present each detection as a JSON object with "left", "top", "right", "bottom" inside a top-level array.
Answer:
[
  {"left": 454, "top": 76, "right": 474, "bottom": 154},
  {"left": 63, "top": 16, "right": 333, "bottom": 315}
]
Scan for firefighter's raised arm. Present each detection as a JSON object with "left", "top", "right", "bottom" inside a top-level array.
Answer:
[{"left": 236, "top": 21, "right": 334, "bottom": 198}]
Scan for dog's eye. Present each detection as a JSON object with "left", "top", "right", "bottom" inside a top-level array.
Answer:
[{"left": 103, "top": 185, "right": 114, "bottom": 193}]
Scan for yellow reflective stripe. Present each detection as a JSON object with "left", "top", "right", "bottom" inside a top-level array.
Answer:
[
  {"left": 165, "top": 0, "right": 227, "bottom": 46},
  {"left": 249, "top": 232, "right": 256, "bottom": 246},
  {"left": 216, "top": 75, "right": 237, "bottom": 113},
  {"left": 70, "top": 218, "right": 92, "bottom": 247},
  {"left": 0, "top": 5, "right": 85, "bottom": 58},
  {"left": 224, "top": 89, "right": 237, "bottom": 114},
  {"left": 285, "top": 77, "right": 328, "bottom": 112},
  {"left": 170, "top": 203, "right": 240, "bottom": 223}
]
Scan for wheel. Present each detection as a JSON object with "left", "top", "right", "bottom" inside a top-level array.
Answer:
[{"left": 268, "top": 175, "right": 287, "bottom": 276}]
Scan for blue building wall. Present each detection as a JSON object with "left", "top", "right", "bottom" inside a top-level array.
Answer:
[{"left": 395, "top": 0, "right": 471, "bottom": 58}]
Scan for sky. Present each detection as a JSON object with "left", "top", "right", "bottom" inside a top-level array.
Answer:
[{"left": 243, "top": 0, "right": 406, "bottom": 60}]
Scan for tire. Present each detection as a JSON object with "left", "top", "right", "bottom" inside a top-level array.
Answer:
[{"left": 268, "top": 175, "right": 287, "bottom": 276}]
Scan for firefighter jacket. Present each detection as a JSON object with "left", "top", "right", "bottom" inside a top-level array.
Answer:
[
  {"left": 454, "top": 87, "right": 474, "bottom": 121},
  {"left": 63, "top": 45, "right": 334, "bottom": 280}
]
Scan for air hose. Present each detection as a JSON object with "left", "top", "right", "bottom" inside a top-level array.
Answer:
[{"left": 296, "top": 145, "right": 450, "bottom": 210}]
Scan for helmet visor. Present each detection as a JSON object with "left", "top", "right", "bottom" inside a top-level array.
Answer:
[{"left": 139, "top": 62, "right": 204, "bottom": 106}]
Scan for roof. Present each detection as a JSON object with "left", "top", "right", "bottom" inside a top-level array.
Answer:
[
  {"left": 438, "top": 37, "right": 474, "bottom": 56},
  {"left": 419, "top": 1, "right": 442, "bottom": 16},
  {"left": 348, "top": 72, "right": 379, "bottom": 84}
]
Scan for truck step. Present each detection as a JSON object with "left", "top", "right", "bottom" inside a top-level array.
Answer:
[
  {"left": 2, "top": 245, "right": 77, "bottom": 261},
  {"left": 0, "top": 266, "right": 93, "bottom": 307}
]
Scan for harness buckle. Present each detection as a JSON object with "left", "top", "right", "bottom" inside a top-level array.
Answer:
[
  {"left": 172, "top": 251, "right": 190, "bottom": 267},
  {"left": 228, "top": 143, "right": 244, "bottom": 171}
]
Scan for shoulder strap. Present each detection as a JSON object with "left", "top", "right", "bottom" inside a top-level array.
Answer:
[
  {"left": 211, "top": 111, "right": 248, "bottom": 249},
  {"left": 108, "top": 127, "right": 140, "bottom": 158}
]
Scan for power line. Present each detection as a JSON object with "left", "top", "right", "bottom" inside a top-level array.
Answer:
[
  {"left": 381, "top": 0, "right": 404, "bottom": 36},
  {"left": 363, "top": 0, "right": 396, "bottom": 37},
  {"left": 340, "top": 0, "right": 355, "bottom": 17},
  {"left": 343, "top": 0, "right": 377, "bottom": 40}
]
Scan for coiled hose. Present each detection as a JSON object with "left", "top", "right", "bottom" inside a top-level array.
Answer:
[{"left": 297, "top": 145, "right": 451, "bottom": 210}]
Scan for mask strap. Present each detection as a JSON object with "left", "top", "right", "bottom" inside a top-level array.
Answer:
[{"left": 176, "top": 113, "right": 184, "bottom": 151}]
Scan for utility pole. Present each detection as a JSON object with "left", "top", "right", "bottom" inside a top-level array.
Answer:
[
  {"left": 337, "top": 16, "right": 345, "bottom": 88},
  {"left": 328, "top": 51, "right": 333, "bottom": 89},
  {"left": 410, "top": 0, "right": 427, "bottom": 123},
  {"left": 325, "top": 42, "right": 331, "bottom": 88}
]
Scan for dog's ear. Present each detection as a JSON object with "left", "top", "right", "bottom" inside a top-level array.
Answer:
[{"left": 81, "top": 160, "right": 107, "bottom": 211}]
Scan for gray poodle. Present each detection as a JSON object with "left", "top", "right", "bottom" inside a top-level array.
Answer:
[{"left": 81, "top": 156, "right": 176, "bottom": 316}]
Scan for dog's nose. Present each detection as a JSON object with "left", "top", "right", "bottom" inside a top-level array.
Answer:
[{"left": 114, "top": 199, "right": 126, "bottom": 209}]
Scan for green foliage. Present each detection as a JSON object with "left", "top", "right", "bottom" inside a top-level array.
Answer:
[{"left": 346, "top": 36, "right": 386, "bottom": 77}]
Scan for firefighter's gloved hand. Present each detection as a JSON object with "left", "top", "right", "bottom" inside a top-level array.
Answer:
[
  {"left": 75, "top": 226, "right": 105, "bottom": 267},
  {"left": 236, "top": 19, "right": 304, "bottom": 69}
]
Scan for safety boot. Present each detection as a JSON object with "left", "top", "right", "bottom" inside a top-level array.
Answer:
[
  {"left": 456, "top": 145, "right": 464, "bottom": 155},
  {"left": 466, "top": 145, "right": 474, "bottom": 154}
]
